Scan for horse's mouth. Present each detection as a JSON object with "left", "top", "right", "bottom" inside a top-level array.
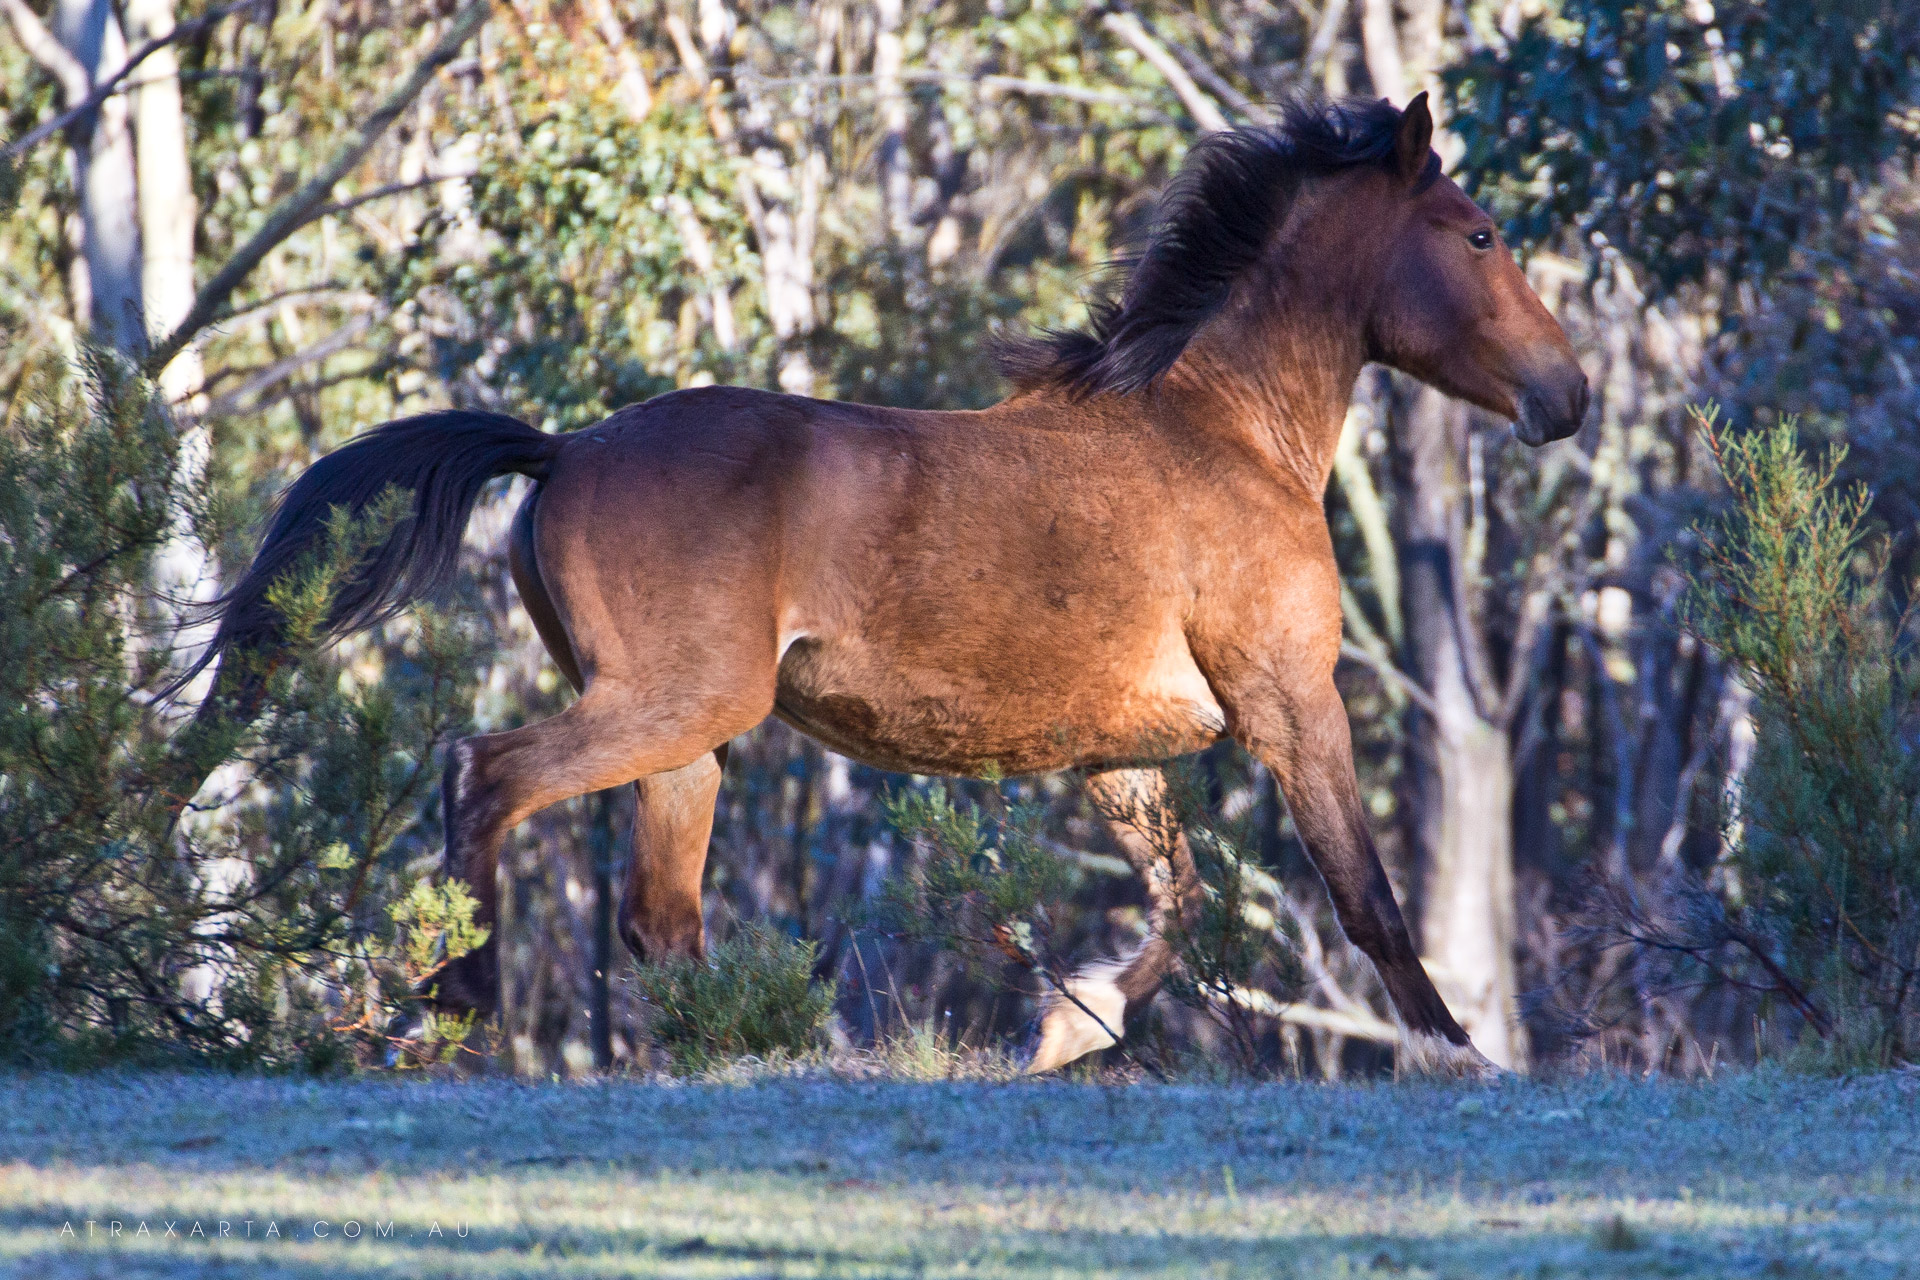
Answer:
[{"left": 1513, "top": 379, "right": 1589, "bottom": 446}]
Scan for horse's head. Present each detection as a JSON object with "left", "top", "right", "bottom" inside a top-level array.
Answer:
[
  {"left": 1364, "top": 95, "right": 1589, "bottom": 446},
  {"left": 993, "top": 94, "right": 1589, "bottom": 446}
]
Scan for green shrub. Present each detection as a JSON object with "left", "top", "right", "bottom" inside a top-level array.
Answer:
[
  {"left": 633, "top": 923, "right": 837, "bottom": 1074},
  {"left": 1682, "top": 404, "right": 1920, "bottom": 1068},
  {"left": 879, "top": 765, "right": 1313, "bottom": 1074},
  {"left": 874, "top": 779, "right": 1075, "bottom": 975},
  {"left": 0, "top": 355, "right": 483, "bottom": 1068}
]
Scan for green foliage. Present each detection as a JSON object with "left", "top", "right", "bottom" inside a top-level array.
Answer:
[
  {"left": 633, "top": 923, "right": 837, "bottom": 1074},
  {"left": 882, "top": 765, "right": 1313, "bottom": 1074},
  {"left": 875, "top": 781, "right": 1076, "bottom": 973},
  {"left": 1450, "top": 0, "right": 1920, "bottom": 292},
  {"left": 0, "top": 357, "right": 481, "bottom": 1068},
  {"left": 1101, "top": 762, "right": 1309, "bottom": 1074},
  {"left": 1683, "top": 404, "right": 1920, "bottom": 1066},
  {"left": 382, "top": 880, "right": 489, "bottom": 1065},
  {"left": 391, "top": 877, "right": 492, "bottom": 984},
  {"left": 392, "top": 31, "right": 751, "bottom": 428}
]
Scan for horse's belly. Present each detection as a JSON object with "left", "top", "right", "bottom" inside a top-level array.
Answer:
[{"left": 771, "top": 636, "right": 1229, "bottom": 776}]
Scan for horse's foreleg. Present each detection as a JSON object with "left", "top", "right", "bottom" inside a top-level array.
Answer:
[
  {"left": 1025, "top": 766, "right": 1200, "bottom": 1074},
  {"left": 619, "top": 747, "right": 727, "bottom": 963},
  {"left": 1247, "top": 677, "right": 1498, "bottom": 1078},
  {"left": 428, "top": 687, "right": 741, "bottom": 1016}
]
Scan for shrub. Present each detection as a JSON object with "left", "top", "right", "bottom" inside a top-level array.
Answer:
[
  {"left": 1681, "top": 404, "right": 1920, "bottom": 1068},
  {"left": 878, "top": 765, "right": 1318, "bottom": 1074},
  {"left": 633, "top": 923, "right": 837, "bottom": 1074},
  {"left": 874, "top": 779, "right": 1075, "bottom": 977},
  {"left": 0, "top": 356, "right": 484, "bottom": 1068}
]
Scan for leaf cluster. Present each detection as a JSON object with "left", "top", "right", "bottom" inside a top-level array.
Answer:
[
  {"left": 873, "top": 781, "right": 1076, "bottom": 974},
  {"left": 633, "top": 922, "right": 837, "bottom": 1075},
  {"left": 1449, "top": 0, "right": 1920, "bottom": 294},
  {"left": 0, "top": 356, "right": 483, "bottom": 1068},
  {"left": 1682, "top": 404, "right": 1920, "bottom": 1065}
]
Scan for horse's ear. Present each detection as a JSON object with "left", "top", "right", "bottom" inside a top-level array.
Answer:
[{"left": 1395, "top": 92, "right": 1433, "bottom": 185}]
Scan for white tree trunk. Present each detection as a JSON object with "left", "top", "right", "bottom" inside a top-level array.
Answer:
[
  {"left": 1392, "top": 384, "right": 1529, "bottom": 1071},
  {"left": 1359, "top": 0, "right": 1406, "bottom": 103},
  {"left": 51, "top": 0, "right": 145, "bottom": 354},
  {"left": 119, "top": 0, "right": 223, "bottom": 699},
  {"left": 1423, "top": 717, "right": 1525, "bottom": 1068},
  {"left": 670, "top": 0, "right": 822, "bottom": 395},
  {"left": 125, "top": 0, "right": 199, "bottom": 396},
  {"left": 873, "top": 0, "right": 912, "bottom": 242}
]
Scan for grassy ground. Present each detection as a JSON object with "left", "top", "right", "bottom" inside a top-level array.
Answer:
[{"left": 2, "top": 1068, "right": 1917, "bottom": 1278}]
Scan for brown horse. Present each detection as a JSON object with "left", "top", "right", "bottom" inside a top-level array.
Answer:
[{"left": 186, "top": 93, "right": 1586, "bottom": 1077}]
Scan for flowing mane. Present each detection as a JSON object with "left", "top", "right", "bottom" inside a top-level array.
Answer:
[{"left": 996, "top": 96, "right": 1440, "bottom": 397}]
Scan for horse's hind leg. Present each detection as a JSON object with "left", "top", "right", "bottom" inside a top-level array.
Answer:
[
  {"left": 428, "top": 688, "right": 757, "bottom": 1014},
  {"left": 619, "top": 746, "right": 726, "bottom": 963},
  {"left": 428, "top": 488, "right": 769, "bottom": 1015},
  {"left": 508, "top": 488, "right": 726, "bottom": 967},
  {"left": 1025, "top": 767, "right": 1200, "bottom": 1074}
]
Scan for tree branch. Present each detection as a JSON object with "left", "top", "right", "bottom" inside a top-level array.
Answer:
[
  {"left": 1332, "top": 405, "right": 1403, "bottom": 646},
  {"left": 1107, "top": 2, "right": 1267, "bottom": 125},
  {"left": 1304, "top": 0, "right": 1350, "bottom": 85},
  {"left": 198, "top": 312, "right": 379, "bottom": 417},
  {"left": 307, "top": 171, "right": 474, "bottom": 222},
  {"left": 141, "top": 0, "right": 490, "bottom": 379},
  {"left": 734, "top": 69, "right": 1149, "bottom": 110},
  {"left": 2, "top": 0, "right": 265, "bottom": 160},
  {"left": 0, "top": 0, "right": 89, "bottom": 106},
  {"left": 1340, "top": 639, "right": 1445, "bottom": 723},
  {"left": 1098, "top": 8, "right": 1229, "bottom": 132}
]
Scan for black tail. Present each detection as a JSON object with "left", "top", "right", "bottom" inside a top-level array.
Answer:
[{"left": 173, "top": 410, "right": 563, "bottom": 700}]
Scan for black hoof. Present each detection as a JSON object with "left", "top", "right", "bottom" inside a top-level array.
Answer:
[{"left": 419, "top": 945, "right": 499, "bottom": 1017}]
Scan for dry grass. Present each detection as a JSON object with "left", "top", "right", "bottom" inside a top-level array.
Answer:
[{"left": 2, "top": 1067, "right": 1917, "bottom": 1277}]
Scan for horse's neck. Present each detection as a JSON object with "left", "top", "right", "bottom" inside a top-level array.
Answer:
[{"left": 1168, "top": 297, "right": 1367, "bottom": 495}]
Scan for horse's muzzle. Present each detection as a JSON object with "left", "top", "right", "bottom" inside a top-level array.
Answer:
[{"left": 1513, "top": 372, "right": 1590, "bottom": 446}]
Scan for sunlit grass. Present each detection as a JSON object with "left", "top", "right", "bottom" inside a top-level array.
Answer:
[{"left": 3, "top": 1069, "right": 1916, "bottom": 1277}]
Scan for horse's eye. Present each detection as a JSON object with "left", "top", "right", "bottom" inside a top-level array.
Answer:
[{"left": 1468, "top": 228, "right": 1496, "bottom": 252}]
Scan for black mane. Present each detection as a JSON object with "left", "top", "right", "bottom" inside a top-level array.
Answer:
[{"left": 995, "top": 96, "right": 1433, "bottom": 397}]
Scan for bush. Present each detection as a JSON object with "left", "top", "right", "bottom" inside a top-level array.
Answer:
[
  {"left": 633, "top": 923, "right": 837, "bottom": 1074},
  {"left": 1682, "top": 404, "right": 1920, "bottom": 1068},
  {"left": 874, "top": 779, "right": 1075, "bottom": 976},
  {"left": 878, "top": 765, "right": 1318, "bottom": 1074},
  {"left": 0, "top": 355, "right": 484, "bottom": 1068}
]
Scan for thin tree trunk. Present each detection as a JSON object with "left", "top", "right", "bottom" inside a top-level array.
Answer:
[
  {"left": 124, "top": 0, "right": 197, "bottom": 392},
  {"left": 1358, "top": 0, "right": 1405, "bottom": 103},
  {"left": 36, "top": 0, "right": 145, "bottom": 354},
  {"left": 582, "top": 0, "right": 652, "bottom": 119},
  {"left": 122, "top": 0, "right": 224, "bottom": 692},
  {"left": 1390, "top": 383, "right": 1528, "bottom": 1070},
  {"left": 873, "top": 0, "right": 912, "bottom": 242},
  {"left": 1357, "top": 0, "right": 1524, "bottom": 1071},
  {"left": 588, "top": 789, "right": 616, "bottom": 1072},
  {"left": 671, "top": 0, "right": 824, "bottom": 394}
]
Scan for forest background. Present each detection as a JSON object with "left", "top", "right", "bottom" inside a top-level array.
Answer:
[{"left": 2, "top": 0, "right": 1917, "bottom": 1078}]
